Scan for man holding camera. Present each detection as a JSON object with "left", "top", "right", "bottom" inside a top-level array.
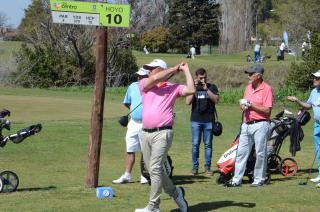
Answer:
[{"left": 186, "top": 68, "right": 219, "bottom": 176}]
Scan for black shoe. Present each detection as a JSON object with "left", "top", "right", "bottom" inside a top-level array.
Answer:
[{"left": 224, "top": 181, "right": 241, "bottom": 187}]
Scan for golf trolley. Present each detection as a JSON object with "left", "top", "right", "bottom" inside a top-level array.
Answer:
[
  {"left": 0, "top": 109, "right": 42, "bottom": 193},
  {"left": 216, "top": 108, "right": 310, "bottom": 185}
]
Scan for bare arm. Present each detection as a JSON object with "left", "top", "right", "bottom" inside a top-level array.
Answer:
[
  {"left": 287, "top": 96, "right": 312, "bottom": 109},
  {"left": 207, "top": 89, "right": 219, "bottom": 104},
  {"left": 143, "top": 65, "right": 180, "bottom": 90},
  {"left": 179, "top": 62, "right": 195, "bottom": 96},
  {"left": 186, "top": 94, "right": 194, "bottom": 105},
  {"left": 248, "top": 104, "right": 272, "bottom": 114}
]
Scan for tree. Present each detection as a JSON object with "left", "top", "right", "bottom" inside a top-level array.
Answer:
[
  {"left": 287, "top": 33, "right": 320, "bottom": 91},
  {"left": 167, "top": 0, "right": 220, "bottom": 54},
  {"left": 141, "top": 27, "right": 169, "bottom": 53},
  {"left": 219, "top": 0, "right": 254, "bottom": 53}
]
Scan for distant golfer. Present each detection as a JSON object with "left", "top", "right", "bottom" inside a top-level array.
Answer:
[
  {"left": 135, "top": 59, "right": 195, "bottom": 212},
  {"left": 288, "top": 70, "right": 320, "bottom": 188}
]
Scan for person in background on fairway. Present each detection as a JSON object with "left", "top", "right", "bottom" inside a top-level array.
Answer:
[
  {"left": 253, "top": 42, "right": 261, "bottom": 63},
  {"left": 112, "top": 68, "right": 149, "bottom": 185},
  {"left": 226, "top": 64, "right": 273, "bottom": 187},
  {"left": 288, "top": 70, "right": 320, "bottom": 188},
  {"left": 186, "top": 68, "right": 219, "bottom": 176},
  {"left": 135, "top": 59, "right": 195, "bottom": 212},
  {"left": 190, "top": 46, "right": 196, "bottom": 59}
]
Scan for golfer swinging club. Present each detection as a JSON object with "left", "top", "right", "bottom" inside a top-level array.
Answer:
[{"left": 135, "top": 59, "right": 195, "bottom": 212}]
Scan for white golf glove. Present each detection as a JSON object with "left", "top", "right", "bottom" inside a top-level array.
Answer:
[{"left": 239, "top": 99, "right": 251, "bottom": 108}]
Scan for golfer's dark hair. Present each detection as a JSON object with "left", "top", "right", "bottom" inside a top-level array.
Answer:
[{"left": 195, "top": 68, "right": 207, "bottom": 76}]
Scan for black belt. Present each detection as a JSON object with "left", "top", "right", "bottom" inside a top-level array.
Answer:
[
  {"left": 143, "top": 126, "right": 172, "bottom": 133},
  {"left": 246, "top": 119, "right": 268, "bottom": 125}
]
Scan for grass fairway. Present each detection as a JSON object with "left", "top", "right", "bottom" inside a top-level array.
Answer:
[{"left": 0, "top": 86, "right": 319, "bottom": 212}]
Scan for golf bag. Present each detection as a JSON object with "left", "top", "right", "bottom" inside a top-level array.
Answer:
[
  {"left": 140, "top": 155, "right": 174, "bottom": 185},
  {"left": 0, "top": 109, "right": 42, "bottom": 193}
]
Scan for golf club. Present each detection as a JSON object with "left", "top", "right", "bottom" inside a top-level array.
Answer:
[{"left": 298, "top": 148, "right": 318, "bottom": 186}]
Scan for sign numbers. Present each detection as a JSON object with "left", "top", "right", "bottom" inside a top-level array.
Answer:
[{"left": 106, "top": 14, "right": 122, "bottom": 25}]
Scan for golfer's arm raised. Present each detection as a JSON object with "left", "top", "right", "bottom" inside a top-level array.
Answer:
[
  {"left": 179, "top": 63, "right": 196, "bottom": 96},
  {"left": 287, "top": 96, "right": 312, "bottom": 109},
  {"left": 143, "top": 65, "right": 180, "bottom": 90}
]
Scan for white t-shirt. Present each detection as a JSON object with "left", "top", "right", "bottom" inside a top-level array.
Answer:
[
  {"left": 254, "top": 44, "right": 260, "bottom": 52},
  {"left": 280, "top": 42, "right": 285, "bottom": 51}
]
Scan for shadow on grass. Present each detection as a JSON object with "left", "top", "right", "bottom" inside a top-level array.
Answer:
[
  {"left": 170, "top": 200, "right": 256, "bottom": 212},
  {"left": 16, "top": 185, "right": 57, "bottom": 192},
  {"left": 172, "top": 175, "right": 210, "bottom": 185},
  {"left": 296, "top": 168, "right": 318, "bottom": 174}
]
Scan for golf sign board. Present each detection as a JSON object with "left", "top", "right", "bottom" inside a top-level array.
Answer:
[{"left": 50, "top": 0, "right": 130, "bottom": 27}]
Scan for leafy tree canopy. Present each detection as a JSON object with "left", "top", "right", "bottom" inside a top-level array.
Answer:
[{"left": 167, "top": 0, "right": 220, "bottom": 54}]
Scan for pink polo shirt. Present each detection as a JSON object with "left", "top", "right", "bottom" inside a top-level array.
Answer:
[
  {"left": 139, "top": 78, "right": 185, "bottom": 128},
  {"left": 243, "top": 81, "right": 273, "bottom": 122}
]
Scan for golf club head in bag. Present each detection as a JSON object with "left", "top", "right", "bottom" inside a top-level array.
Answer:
[
  {"left": 0, "top": 109, "right": 10, "bottom": 118},
  {"left": 9, "top": 124, "right": 42, "bottom": 144},
  {"left": 118, "top": 115, "right": 129, "bottom": 127}
]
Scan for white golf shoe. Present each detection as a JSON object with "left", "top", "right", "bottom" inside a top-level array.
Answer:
[
  {"left": 310, "top": 176, "right": 320, "bottom": 183},
  {"left": 112, "top": 174, "right": 132, "bottom": 184}
]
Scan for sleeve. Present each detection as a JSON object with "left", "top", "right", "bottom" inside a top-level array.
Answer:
[
  {"left": 307, "top": 91, "right": 313, "bottom": 105},
  {"left": 176, "top": 84, "right": 186, "bottom": 97},
  {"left": 123, "top": 85, "right": 131, "bottom": 104}
]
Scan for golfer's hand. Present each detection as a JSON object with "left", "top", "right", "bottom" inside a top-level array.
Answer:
[
  {"left": 179, "top": 62, "right": 189, "bottom": 73},
  {"left": 287, "top": 96, "right": 298, "bottom": 102}
]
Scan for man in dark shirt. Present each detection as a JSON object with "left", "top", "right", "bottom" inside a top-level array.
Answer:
[{"left": 186, "top": 68, "right": 219, "bottom": 176}]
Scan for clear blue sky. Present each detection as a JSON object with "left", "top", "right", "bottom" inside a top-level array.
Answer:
[{"left": 0, "top": 0, "right": 32, "bottom": 28}]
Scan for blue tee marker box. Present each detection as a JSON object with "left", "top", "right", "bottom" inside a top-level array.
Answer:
[{"left": 96, "top": 187, "right": 113, "bottom": 199}]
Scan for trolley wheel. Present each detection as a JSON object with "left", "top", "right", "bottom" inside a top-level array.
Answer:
[
  {"left": 267, "top": 154, "right": 282, "bottom": 173},
  {"left": 280, "top": 158, "right": 298, "bottom": 176},
  {"left": 0, "top": 171, "right": 19, "bottom": 193},
  {"left": 0, "top": 177, "right": 3, "bottom": 192},
  {"left": 216, "top": 173, "right": 230, "bottom": 185}
]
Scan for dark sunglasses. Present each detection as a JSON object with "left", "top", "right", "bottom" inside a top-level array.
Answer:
[{"left": 248, "top": 73, "right": 255, "bottom": 77}]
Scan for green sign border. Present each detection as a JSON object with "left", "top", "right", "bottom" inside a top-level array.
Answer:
[{"left": 50, "top": 0, "right": 130, "bottom": 27}]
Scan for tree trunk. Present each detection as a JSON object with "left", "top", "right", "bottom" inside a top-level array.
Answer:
[{"left": 219, "top": 0, "right": 254, "bottom": 53}]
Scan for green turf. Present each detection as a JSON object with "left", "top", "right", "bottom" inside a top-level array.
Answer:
[{"left": 0, "top": 87, "right": 319, "bottom": 212}]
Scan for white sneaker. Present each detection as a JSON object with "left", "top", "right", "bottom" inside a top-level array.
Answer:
[
  {"left": 310, "top": 176, "right": 320, "bottom": 183},
  {"left": 174, "top": 187, "right": 188, "bottom": 212},
  {"left": 140, "top": 175, "right": 149, "bottom": 184},
  {"left": 316, "top": 183, "right": 320, "bottom": 188},
  {"left": 135, "top": 206, "right": 160, "bottom": 212},
  {"left": 112, "top": 174, "right": 132, "bottom": 184}
]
